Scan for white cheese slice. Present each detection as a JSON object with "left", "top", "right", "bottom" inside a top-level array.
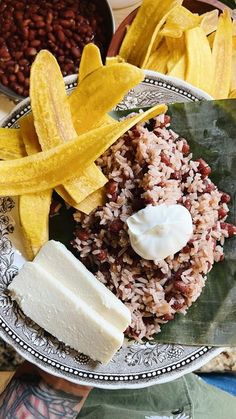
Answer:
[
  {"left": 34, "top": 240, "right": 131, "bottom": 331},
  {"left": 8, "top": 262, "right": 124, "bottom": 364}
]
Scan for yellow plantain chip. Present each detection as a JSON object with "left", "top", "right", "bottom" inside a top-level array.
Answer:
[
  {"left": 76, "top": 188, "right": 106, "bottom": 214},
  {"left": 231, "top": 37, "right": 236, "bottom": 92},
  {"left": 19, "top": 114, "right": 52, "bottom": 260},
  {"left": 185, "top": 26, "right": 213, "bottom": 95},
  {"left": 0, "top": 105, "right": 167, "bottom": 196},
  {"left": 54, "top": 184, "right": 105, "bottom": 214},
  {"left": 160, "top": 5, "right": 200, "bottom": 38},
  {"left": 55, "top": 163, "right": 107, "bottom": 204},
  {"left": 20, "top": 114, "right": 41, "bottom": 154},
  {"left": 78, "top": 44, "right": 114, "bottom": 132},
  {"left": 168, "top": 54, "right": 186, "bottom": 79},
  {"left": 119, "top": 0, "right": 181, "bottom": 67},
  {"left": 19, "top": 192, "right": 52, "bottom": 260},
  {"left": 212, "top": 10, "right": 232, "bottom": 99},
  {"left": 69, "top": 63, "right": 144, "bottom": 134},
  {"left": 106, "top": 56, "right": 126, "bottom": 65},
  {"left": 145, "top": 39, "right": 170, "bottom": 73},
  {"left": 0, "top": 128, "right": 25, "bottom": 160},
  {"left": 229, "top": 89, "right": 236, "bottom": 98},
  {"left": 78, "top": 43, "right": 103, "bottom": 82},
  {"left": 233, "top": 20, "right": 236, "bottom": 35},
  {"left": 200, "top": 9, "right": 219, "bottom": 35},
  {"left": 30, "top": 50, "right": 108, "bottom": 205},
  {"left": 207, "top": 31, "right": 215, "bottom": 48},
  {"left": 30, "top": 51, "right": 76, "bottom": 147},
  {"left": 141, "top": 0, "right": 182, "bottom": 69},
  {"left": 21, "top": 109, "right": 107, "bottom": 213},
  {"left": 165, "top": 35, "right": 185, "bottom": 72}
]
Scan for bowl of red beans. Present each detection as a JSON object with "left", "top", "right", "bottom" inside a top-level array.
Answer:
[{"left": 0, "top": 0, "right": 114, "bottom": 100}]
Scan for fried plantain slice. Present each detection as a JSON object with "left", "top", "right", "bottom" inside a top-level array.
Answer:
[
  {"left": 119, "top": 0, "right": 181, "bottom": 67},
  {"left": 0, "top": 128, "right": 26, "bottom": 160},
  {"left": 30, "top": 50, "right": 107, "bottom": 205},
  {"left": 78, "top": 43, "right": 103, "bottom": 82},
  {"left": 0, "top": 105, "right": 167, "bottom": 196},
  {"left": 185, "top": 26, "right": 213, "bottom": 95},
  {"left": 19, "top": 114, "right": 52, "bottom": 260},
  {"left": 69, "top": 62, "right": 145, "bottom": 134},
  {"left": 212, "top": 10, "right": 232, "bottom": 99}
]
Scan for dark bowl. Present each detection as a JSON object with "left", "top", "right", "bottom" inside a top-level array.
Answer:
[
  {"left": 0, "top": 0, "right": 114, "bottom": 102},
  {"left": 108, "top": 0, "right": 220, "bottom": 57}
]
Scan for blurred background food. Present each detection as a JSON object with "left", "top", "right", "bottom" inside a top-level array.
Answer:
[{"left": 109, "top": 0, "right": 236, "bottom": 99}]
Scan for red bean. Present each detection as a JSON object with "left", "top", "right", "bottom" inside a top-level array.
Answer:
[
  {"left": 171, "top": 170, "right": 181, "bottom": 180},
  {"left": 19, "top": 59, "right": 28, "bottom": 66},
  {"left": 9, "top": 74, "right": 16, "bottom": 82},
  {"left": 15, "top": 11, "right": 24, "bottom": 20},
  {"left": 97, "top": 250, "right": 107, "bottom": 262},
  {"left": 183, "top": 199, "right": 191, "bottom": 211},
  {"left": 182, "top": 245, "right": 191, "bottom": 254},
  {"left": 218, "top": 208, "right": 228, "bottom": 219},
  {"left": 203, "top": 179, "right": 216, "bottom": 193},
  {"left": 182, "top": 142, "right": 190, "bottom": 155},
  {"left": 35, "top": 20, "right": 45, "bottom": 29},
  {"left": 15, "top": 2, "right": 25, "bottom": 10},
  {"left": 196, "top": 158, "right": 212, "bottom": 178},
  {"left": 22, "top": 28, "right": 29, "bottom": 39},
  {"left": 160, "top": 152, "right": 170, "bottom": 166},
  {"left": 0, "top": 46, "right": 10, "bottom": 58},
  {"left": 162, "top": 313, "right": 174, "bottom": 321},
  {"left": 60, "top": 19, "right": 73, "bottom": 28},
  {"left": 221, "top": 193, "right": 231, "bottom": 204},
  {"left": 17, "top": 71, "right": 25, "bottom": 83},
  {"left": 48, "top": 33, "right": 56, "bottom": 43},
  {"left": 57, "top": 30, "right": 66, "bottom": 43},
  {"left": 47, "top": 12, "right": 53, "bottom": 25},
  {"left": 106, "top": 180, "right": 118, "bottom": 195},
  {"left": 38, "top": 29, "right": 46, "bottom": 37},
  {"left": 14, "top": 51, "right": 23, "bottom": 60},
  {"left": 28, "top": 30, "right": 36, "bottom": 41},
  {"left": 71, "top": 46, "right": 81, "bottom": 58},
  {"left": 31, "top": 39, "right": 41, "bottom": 47},
  {"left": 1, "top": 75, "right": 8, "bottom": 85},
  {"left": 174, "top": 281, "right": 189, "bottom": 293},
  {"left": 160, "top": 114, "right": 171, "bottom": 127},
  {"left": 75, "top": 229, "right": 89, "bottom": 241},
  {"left": 109, "top": 219, "right": 123, "bottom": 233},
  {"left": 172, "top": 301, "right": 184, "bottom": 310},
  {"left": 14, "top": 84, "right": 23, "bottom": 95},
  {"left": 22, "top": 19, "right": 31, "bottom": 28},
  {"left": 63, "top": 10, "right": 75, "bottom": 19},
  {"left": 32, "top": 14, "right": 43, "bottom": 23},
  {"left": 220, "top": 223, "right": 236, "bottom": 237},
  {"left": 46, "top": 24, "right": 53, "bottom": 32},
  {"left": 25, "top": 47, "right": 37, "bottom": 56}
]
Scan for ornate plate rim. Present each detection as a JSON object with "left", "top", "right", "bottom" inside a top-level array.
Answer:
[{"left": 0, "top": 71, "right": 223, "bottom": 389}]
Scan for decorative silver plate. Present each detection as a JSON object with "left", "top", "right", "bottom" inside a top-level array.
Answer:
[{"left": 0, "top": 71, "right": 222, "bottom": 389}]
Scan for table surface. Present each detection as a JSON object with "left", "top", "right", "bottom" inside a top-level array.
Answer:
[{"left": 0, "top": 1, "right": 235, "bottom": 375}]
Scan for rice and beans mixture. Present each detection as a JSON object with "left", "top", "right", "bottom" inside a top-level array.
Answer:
[{"left": 72, "top": 114, "right": 236, "bottom": 340}]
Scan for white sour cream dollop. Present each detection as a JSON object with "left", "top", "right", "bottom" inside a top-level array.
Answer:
[{"left": 126, "top": 204, "right": 193, "bottom": 261}]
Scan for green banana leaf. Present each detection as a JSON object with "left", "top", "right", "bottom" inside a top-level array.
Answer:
[
  {"left": 155, "top": 99, "right": 236, "bottom": 346},
  {"left": 50, "top": 99, "right": 236, "bottom": 346}
]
